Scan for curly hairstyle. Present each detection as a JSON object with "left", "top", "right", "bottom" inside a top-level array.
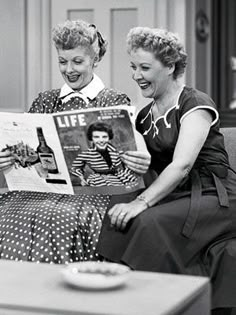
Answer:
[
  {"left": 87, "top": 122, "right": 114, "bottom": 141},
  {"left": 126, "top": 27, "right": 187, "bottom": 79},
  {"left": 52, "top": 20, "right": 108, "bottom": 62}
]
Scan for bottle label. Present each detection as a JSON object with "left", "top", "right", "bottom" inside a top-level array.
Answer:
[{"left": 39, "top": 153, "right": 57, "bottom": 170}]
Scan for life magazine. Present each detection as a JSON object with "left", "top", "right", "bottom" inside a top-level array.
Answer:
[{"left": 0, "top": 106, "right": 146, "bottom": 195}]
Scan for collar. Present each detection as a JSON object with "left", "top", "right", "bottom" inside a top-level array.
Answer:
[
  {"left": 140, "top": 85, "right": 185, "bottom": 137},
  {"left": 59, "top": 74, "right": 105, "bottom": 103}
]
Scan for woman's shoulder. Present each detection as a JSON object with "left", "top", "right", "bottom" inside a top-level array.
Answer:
[
  {"left": 107, "top": 143, "right": 118, "bottom": 152},
  {"left": 178, "top": 86, "right": 219, "bottom": 125},
  {"left": 29, "top": 89, "right": 61, "bottom": 113},
  {"left": 94, "top": 88, "right": 131, "bottom": 107},
  {"left": 180, "top": 86, "right": 216, "bottom": 109},
  {"left": 35, "top": 89, "right": 61, "bottom": 100}
]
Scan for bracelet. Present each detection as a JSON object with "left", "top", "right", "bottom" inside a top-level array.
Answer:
[{"left": 136, "top": 195, "right": 150, "bottom": 208}]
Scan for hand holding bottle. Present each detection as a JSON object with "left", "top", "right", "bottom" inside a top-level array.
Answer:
[{"left": 0, "top": 149, "right": 15, "bottom": 172}]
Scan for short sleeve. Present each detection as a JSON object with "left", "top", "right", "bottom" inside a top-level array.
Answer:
[
  {"left": 28, "top": 92, "right": 45, "bottom": 113},
  {"left": 95, "top": 88, "right": 131, "bottom": 107},
  {"left": 28, "top": 90, "right": 60, "bottom": 113},
  {"left": 112, "top": 92, "right": 131, "bottom": 105},
  {"left": 178, "top": 89, "right": 219, "bottom": 126}
]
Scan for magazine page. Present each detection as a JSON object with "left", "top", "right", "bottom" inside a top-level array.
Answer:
[
  {"left": 0, "top": 112, "right": 73, "bottom": 194},
  {"left": 53, "top": 105, "right": 145, "bottom": 195}
]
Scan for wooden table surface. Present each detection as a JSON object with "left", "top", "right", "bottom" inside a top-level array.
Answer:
[{"left": 0, "top": 260, "right": 210, "bottom": 315}]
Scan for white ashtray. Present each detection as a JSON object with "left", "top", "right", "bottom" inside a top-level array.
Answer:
[{"left": 61, "top": 261, "right": 131, "bottom": 290}]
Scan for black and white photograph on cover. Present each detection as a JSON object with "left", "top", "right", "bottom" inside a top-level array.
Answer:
[
  {"left": 70, "top": 121, "right": 139, "bottom": 188},
  {"left": 53, "top": 105, "right": 145, "bottom": 194}
]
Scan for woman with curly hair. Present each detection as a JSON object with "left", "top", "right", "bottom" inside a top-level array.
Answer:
[
  {"left": 0, "top": 20, "right": 150, "bottom": 264},
  {"left": 98, "top": 27, "right": 236, "bottom": 314}
]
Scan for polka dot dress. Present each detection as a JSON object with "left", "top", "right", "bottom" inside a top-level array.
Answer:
[
  {"left": 0, "top": 191, "right": 110, "bottom": 263},
  {"left": 28, "top": 88, "right": 130, "bottom": 114},
  {"left": 0, "top": 87, "right": 130, "bottom": 264}
]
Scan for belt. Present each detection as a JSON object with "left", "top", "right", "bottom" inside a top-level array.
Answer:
[{"left": 181, "top": 167, "right": 229, "bottom": 239}]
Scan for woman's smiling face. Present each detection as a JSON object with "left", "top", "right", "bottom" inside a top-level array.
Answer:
[
  {"left": 57, "top": 46, "right": 95, "bottom": 91},
  {"left": 92, "top": 131, "right": 110, "bottom": 151},
  {"left": 129, "top": 48, "right": 173, "bottom": 100}
]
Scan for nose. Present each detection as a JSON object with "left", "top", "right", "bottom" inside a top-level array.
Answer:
[
  {"left": 66, "top": 62, "right": 74, "bottom": 73},
  {"left": 132, "top": 68, "right": 142, "bottom": 80}
]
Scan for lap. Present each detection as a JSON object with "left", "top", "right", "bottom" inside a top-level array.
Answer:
[
  {"left": 0, "top": 190, "right": 111, "bottom": 263},
  {"left": 98, "top": 191, "right": 233, "bottom": 270}
]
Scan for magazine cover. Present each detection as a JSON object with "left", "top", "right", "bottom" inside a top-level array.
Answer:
[
  {"left": 0, "top": 113, "right": 74, "bottom": 194},
  {"left": 0, "top": 106, "right": 145, "bottom": 195},
  {"left": 53, "top": 105, "right": 145, "bottom": 195}
]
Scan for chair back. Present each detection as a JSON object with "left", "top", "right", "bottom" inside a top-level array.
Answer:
[{"left": 220, "top": 127, "right": 236, "bottom": 171}]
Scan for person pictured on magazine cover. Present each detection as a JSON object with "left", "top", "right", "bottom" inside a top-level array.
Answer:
[
  {"left": 97, "top": 27, "right": 236, "bottom": 314},
  {"left": 0, "top": 20, "right": 150, "bottom": 264},
  {"left": 71, "top": 121, "right": 138, "bottom": 187}
]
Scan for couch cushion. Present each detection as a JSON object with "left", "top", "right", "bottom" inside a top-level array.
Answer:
[{"left": 220, "top": 128, "right": 236, "bottom": 171}]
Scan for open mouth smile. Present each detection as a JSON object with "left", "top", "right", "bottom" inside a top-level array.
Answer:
[
  {"left": 138, "top": 81, "right": 150, "bottom": 90},
  {"left": 67, "top": 75, "right": 80, "bottom": 82}
]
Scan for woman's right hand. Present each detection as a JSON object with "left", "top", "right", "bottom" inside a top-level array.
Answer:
[
  {"left": 121, "top": 150, "right": 151, "bottom": 175},
  {"left": 0, "top": 149, "right": 15, "bottom": 171}
]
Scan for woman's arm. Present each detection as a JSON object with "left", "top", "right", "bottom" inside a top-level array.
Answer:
[
  {"left": 108, "top": 109, "right": 213, "bottom": 230},
  {"left": 70, "top": 155, "right": 86, "bottom": 177}
]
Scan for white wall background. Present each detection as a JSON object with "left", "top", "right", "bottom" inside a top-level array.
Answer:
[{"left": 0, "top": 0, "right": 193, "bottom": 112}]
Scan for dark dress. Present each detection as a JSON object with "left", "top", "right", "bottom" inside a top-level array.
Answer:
[
  {"left": 97, "top": 86, "right": 236, "bottom": 309},
  {"left": 0, "top": 85, "right": 130, "bottom": 263}
]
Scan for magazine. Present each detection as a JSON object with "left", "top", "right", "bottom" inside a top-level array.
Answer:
[{"left": 0, "top": 105, "right": 145, "bottom": 195}]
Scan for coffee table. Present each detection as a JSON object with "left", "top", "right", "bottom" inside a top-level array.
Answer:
[{"left": 0, "top": 260, "right": 210, "bottom": 315}]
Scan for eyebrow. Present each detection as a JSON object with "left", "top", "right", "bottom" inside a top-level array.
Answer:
[
  {"left": 58, "top": 56, "right": 84, "bottom": 60},
  {"left": 130, "top": 62, "right": 151, "bottom": 66}
]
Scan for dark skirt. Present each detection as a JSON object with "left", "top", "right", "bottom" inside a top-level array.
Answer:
[{"left": 97, "top": 169, "right": 236, "bottom": 309}]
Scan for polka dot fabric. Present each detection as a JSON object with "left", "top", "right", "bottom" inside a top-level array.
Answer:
[
  {"left": 0, "top": 191, "right": 110, "bottom": 263},
  {"left": 0, "top": 86, "right": 130, "bottom": 264},
  {"left": 29, "top": 88, "right": 130, "bottom": 113}
]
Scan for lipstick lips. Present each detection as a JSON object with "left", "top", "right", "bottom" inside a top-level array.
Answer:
[{"left": 67, "top": 74, "right": 80, "bottom": 82}]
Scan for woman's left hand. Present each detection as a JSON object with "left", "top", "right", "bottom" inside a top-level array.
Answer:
[
  {"left": 108, "top": 198, "right": 147, "bottom": 230},
  {"left": 121, "top": 151, "right": 151, "bottom": 174}
]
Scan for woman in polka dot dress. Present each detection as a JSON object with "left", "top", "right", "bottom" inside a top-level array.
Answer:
[{"left": 0, "top": 20, "right": 150, "bottom": 264}]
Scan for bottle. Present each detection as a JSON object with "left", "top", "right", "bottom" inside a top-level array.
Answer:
[{"left": 36, "top": 127, "right": 59, "bottom": 174}]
